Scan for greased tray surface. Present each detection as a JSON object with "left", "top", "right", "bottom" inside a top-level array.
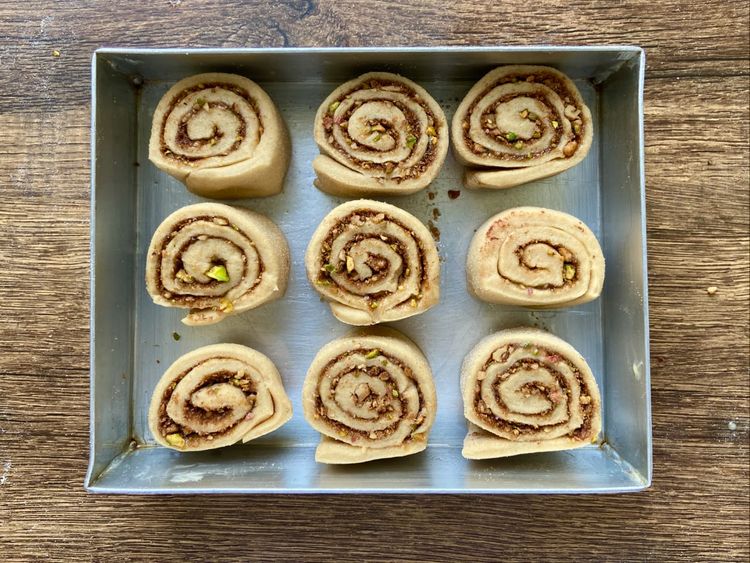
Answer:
[{"left": 88, "top": 47, "right": 650, "bottom": 493}]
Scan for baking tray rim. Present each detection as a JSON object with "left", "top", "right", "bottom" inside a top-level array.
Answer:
[{"left": 86, "top": 45, "right": 651, "bottom": 494}]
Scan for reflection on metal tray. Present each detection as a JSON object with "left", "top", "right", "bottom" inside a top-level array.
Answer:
[{"left": 87, "top": 47, "right": 650, "bottom": 494}]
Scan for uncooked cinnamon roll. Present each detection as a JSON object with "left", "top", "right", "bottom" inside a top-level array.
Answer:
[
  {"left": 305, "top": 200, "right": 440, "bottom": 325},
  {"left": 467, "top": 207, "right": 604, "bottom": 307},
  {"left": 146, "top": 203, "right": 289, "bottom": 326},
  {"left": 461, "top": 328, "right": 601, "bottom": 459},
  {"left": 149, "top": 344, "right": 292, "bottom": 452},
  {"left": 303, "top": 329, "right": 436, "bottom": 464},
  {"left": 313, "top": 72, "right": 449, "bottom": 196},
  {"left": 452, "top": 65, "right": 593, "bottom": 190},
  {"left": 149, "top": 72, "right": 290, "bottom": 198}
]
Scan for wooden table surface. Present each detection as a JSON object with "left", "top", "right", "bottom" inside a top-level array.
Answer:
[{"left": 1, "top": 1, "right": 748, "bottom": 560}]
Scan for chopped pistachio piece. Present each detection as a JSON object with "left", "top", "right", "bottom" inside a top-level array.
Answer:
[
  {"left": 206, "top": 264, "right": 229, "bottom": 282},
  {"left": 196, "top": 97, "right": 206, "bottom": 106},
  {"left": 514, "top": 140, "right": 524, "bottom": 150},
  {"left": 323, "top": 263, "right": 336, "bottom": 273},
  {"left": 346, "top": 255, "right": 355, "bottom": 273},
  {"left": 372, "top": 133, "right": 382, "bottom": 142},
  {"left": 391, "top": 389, "right": 399, "bottom": 398},
  {"left": 165, "top": 433, "right": 185, "bottom": 448},
  {"left": 316, "top": 279, "right": 331, "bottom": 286},
  {"left": 573, "top": 122, "right": 581, "bottom": 134},
  {"left": 365, "top": 349, "right": 380, "bottom": 359},
  {"left": 218, "top": 298, "right": 234, "bottom": 313},
  {"left": 406, "top": 134, "right": 417, "bottom": 148},
  {"left": 563, "top": 263, "right": 576, "bottom": 280},
  {"left": 519, "top": 109, "right": 529, "bottom": 119},
  {"left": 426, "top": 126, "right": 436, "bottom": 136},
  {"left": 505, "top": 132, "right": 518, "bottom": 141},
  {"left": 369, "top": 301, "right": 379, "bottom": 309},
  {"left": 52, "top": 49, "right": 61, "bottom": 57},
  {"left": 551, "top": 120, "right": 559, "bottom": 129},
  {"left": 410, "top": 298, "right": 417, "bottom": 308},
  {"left": 175, "top": 269, "right": 194, "bottom": 283},
  {"left": 532, "top": 130, "right": 541, "bottom": 139},
  {"left": 328, "top": 100, "right": 340, "bottom": 114},
  {"left": 172, "top": 332, "right": 181, "bottom": 341}
]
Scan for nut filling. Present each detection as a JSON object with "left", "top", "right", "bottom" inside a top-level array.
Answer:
[
  {"left": 159, "top": 81, "right": 262, "bottom": 165},
  {"left": 315, "top": 73, "right": 448, "bottom": 193},
  {"left": 306, "top": 200, "right": 440, "bottom": 326},
  {"left": 148, "top": 344, "right": 293, "bottom": 452},
  {"left": 158, "top": 361, "right": 259, "bottom": 448},
  {"left": 316, "top": 210, "right": 430, "bottom": 309},
  {"left": 320, "top": 78, "right": 442, "bottom": 183},
  {"left": 313, "top": 350, "right": 427, "bottom": 444},
  {"left": 473, "top": 344, "right": 596, "bottom": 441},
  {"left": 467, "top": 207, "right": 604, "bottom": 307},
  {"left": 150, "top": 215, "right": 264, "bottom": 313},
  {"left": 459, "top": 71, "right": 585, "bottom": 162}
]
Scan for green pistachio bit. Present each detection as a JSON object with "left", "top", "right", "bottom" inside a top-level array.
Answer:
[
  {"left": 369, "top": 301, "right": 379, "bottom": 309},
  {"left": 365, "top": 349, "right": 380, "bottom": 359},
  {"left": 317, "top": 279, "right": 331, "bottom": 286},
  {"left": 206, "top": 264, "right": 229, "bottom": 282},
  {"left": 392, "top": 389, "right": 399, "bottom": 398},
  {"left": 372, "top": 133, "right": 382, "bottom": 142},
  {"left": 381, "top": 359, "right": 388, "bottom": 367},
  {"left": 551, "top": 120, "right": 559, "bottom": 129},
  {"left": 426, "top": 126, "right": 436, "bottom": 136},
  {"left": 519, "top": 109, "right": 528, "bottom": 119},
  {"left": 172, "top": 332, "right": 181, "bottom": 341},
  {"left": 406, "top": 134, "right": 417, "bottom": 148},
  {"left": 165, "top": 433, "right": 185, "bottom": 448},
  {"left": 514, "top": 140, "right": 524, "bottom": 150},
  {"left": 323, "top": 263, "right": 336, "bottom": 273},
  {"left": 196, "top": 97, "right": 206, "bottom": 106},
  {"left": 505, "top": 132, "right": 518, "bottom": 141},
  {"left": 532, "top": 130, "right": 541, "bottom": 139},
  {"left": 573, "top": 122, "right": 581, "bottom": 134},
  {"left": 563, "top": 263, "right": 576, "bottom": 280},
  {"left": 328, "top": 100, "right": 340, "bottom": 114}
]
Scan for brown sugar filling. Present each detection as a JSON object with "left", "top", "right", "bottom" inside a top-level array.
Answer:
[
  {"left": 150, "top": 215, "right": 264, "bottom": 310},
  {"left": 321, "top": 79, "right": 442, "bottom": 182},
  {"left": 158, "top": 360, "right": 258, "bottom": 445},
  {"left": 460, "top": 72, "right": 586, "bottom": 160},
  {"left": 316, "top": 210, "right": 430, "bottom": 308},
  {"left": 474, "top": 345, "right": 596, "bottom": 440},
  {"left": 160, "top": 82, "right": 262, "bottom": 163},
  {"left": 314, "top": 350, "right": 426, "bottom": 444}
]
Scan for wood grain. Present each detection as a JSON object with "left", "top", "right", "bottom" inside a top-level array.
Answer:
[{"left": 0, "top": 1, "right": 748, "bottom": 561}]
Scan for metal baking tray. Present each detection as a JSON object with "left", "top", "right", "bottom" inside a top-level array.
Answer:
[{"left": 86, "top": 47, "right": 650, "bottom": 494}]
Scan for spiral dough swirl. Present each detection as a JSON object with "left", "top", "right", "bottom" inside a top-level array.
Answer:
[
  {"left": 461, "top": 328, "right": 601, "bottom": 459},
  {"left": 148, "top": 344, "right": 292, "bottom": 451},
  {"left": 148, "top": 72, "right": 290, "bottom": 198},
  {"left": 313, "top": 72, "right": 449, "bottom": 196},
  {"left": 303, "top": 329, "right": 436, "bottom": 464},
  {"left": 146, "top": 203, "right": 290, "bottom": 326},
  {"left": 305, "top": 200, "right": 440, "bottom": 326},
  {"left": 452, "top": 65, "right": 593, "bottom": 190},
  {"left": 467, "top": 207, "right": 604, "bottom": 307}
]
